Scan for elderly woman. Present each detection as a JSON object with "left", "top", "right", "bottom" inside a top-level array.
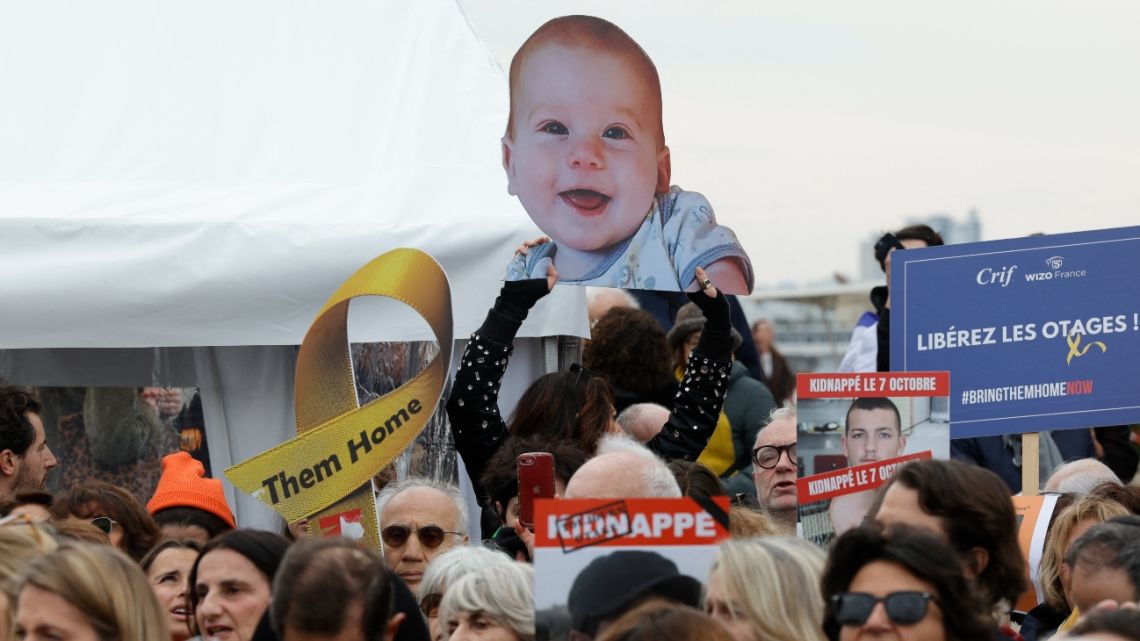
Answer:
[
  {"left": 141, "top": 539, "right": 204, "bottom": 641},
  {"left": 188, "top": 529, "right": 290, "bottom": 641},
  {"left": 821, "top": 525, "right": 993, "bottom": 641},
  {"left": 439, "top": 562, "right": 534, "bottom": 641},
  {"left": 419, "top": 546, "right": 516, "bottom": 641},
  {"left": 14, "top": 541, "right": 170, "bottom": 641},
  {"left": 705, "top": 537, "right": 826, "bottom": 641}
]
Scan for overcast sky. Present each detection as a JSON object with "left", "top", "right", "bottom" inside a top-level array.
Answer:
[{"left": 458, "top": 0, "right": 1140, "bottom": 287}]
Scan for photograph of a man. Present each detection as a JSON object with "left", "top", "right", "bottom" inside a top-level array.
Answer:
[{"left": 841, "top": 397, "right": 906, "bottom": 467}]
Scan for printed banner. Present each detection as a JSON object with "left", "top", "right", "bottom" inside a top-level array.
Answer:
[
  {"left": 533, "top": 497, "right": 730, "bottom": 611},
  {"left": 796, "top": 372, "right": 950, "bottom": 547},
  {"left": 890, "top": 226, "right": 1140, "bottom": 437},
  {"left": 226, "top": 248, "right": 453, "bottom": 546}
]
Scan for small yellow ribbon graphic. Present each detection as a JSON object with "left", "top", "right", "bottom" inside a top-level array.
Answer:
[
  {"left": 1066, "top": 332, "right": 1106, "bottom": 365},
  {"left": 226, "top": 249, "right": 453, "bottom": 543}
]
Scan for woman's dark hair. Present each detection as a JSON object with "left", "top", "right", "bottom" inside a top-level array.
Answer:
[
  {"left": 866, "top": 459, "right": 1027, "bottom": 609},
  {"left": 140, "top": 537, "right": 204, "bottom": 572},
  {"left": 508, "top": 370, "right": 615, "bottom": 454},
  {"left": 821, "top": 525, "right": 992, "bottom": 641},
  {"left": 595, "top": 599, "right": 735, "bottom": 641},
  {"left": 154, "top": 507, "right": 233, "bottom": 540},
  {"left": 1067, "top": 606, "right": 1140, "bottom": 641},
  {"left": 50, "top": 480, "right": 161, "bottom": 562},
  {"left": 667, "top": 460, "right": 726, "bottom": 500},
  {"left": 480, "top": 435, "right": 590, "bottom": 519},
  {"left": 895, "top": 224, "right": 945, "bottom": 247},
  {"left": 187, "top": 529, "right": 290, "bottom": 616},
  {"left": 584, "top": 308, "right": 674, "bottom": 398}
]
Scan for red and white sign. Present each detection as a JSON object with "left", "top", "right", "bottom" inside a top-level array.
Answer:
[{"left": 798, "top": 372, "right": 950, "bottom": 398}]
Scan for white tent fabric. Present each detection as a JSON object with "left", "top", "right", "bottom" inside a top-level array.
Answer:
[
  {"left": 0, "top": 0, "right": 587, "bottom": 529},
  {"left": 0, "top": 0, "right": 586, "bottom": 348}
]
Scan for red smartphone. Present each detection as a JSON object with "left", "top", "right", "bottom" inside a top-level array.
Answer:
[{"left": 517, "top": 452, "right": 555, "bottom": 530}]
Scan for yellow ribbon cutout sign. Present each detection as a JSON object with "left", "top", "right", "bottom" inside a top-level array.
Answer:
[
  {"left": 1065, "top": 333, "right": 1107, "bottom": 365},
  {"left": 226, "top": 249, "right": 453, "bottom": 541}
]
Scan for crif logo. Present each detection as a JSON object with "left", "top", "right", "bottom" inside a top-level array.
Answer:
[
  {"left": 1046, "top": 256, "right": 1064, "bottom": 270},
  {"left": 976, "top": 265, "right": 1017, "bottom": 287}
]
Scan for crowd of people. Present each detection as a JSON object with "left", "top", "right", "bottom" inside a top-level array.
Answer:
[{"left": 3, "top": 242, "right": 1140, "bottom": 641}]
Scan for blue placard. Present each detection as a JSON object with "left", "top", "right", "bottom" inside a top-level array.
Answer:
[{"left": 891, "top": 226, "right": 1140, "bottom": 438}]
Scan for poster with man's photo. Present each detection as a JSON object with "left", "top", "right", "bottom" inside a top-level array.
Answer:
[{"left": 796, "top": 371, "right": 951, "bottom": 547}]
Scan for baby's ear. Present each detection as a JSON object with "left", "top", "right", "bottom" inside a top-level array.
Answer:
[
  {"left": 655, "top": 145, "right": 671, "bottom": 194},
  {"left": 502, "top": 136, "right": 518, "bottom": 196}
]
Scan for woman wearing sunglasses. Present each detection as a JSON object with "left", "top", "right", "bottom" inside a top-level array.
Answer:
[
  {"left": 821, "top": 525, "right": 993, "bottom": 641},
  {"left": 50, "top": 480, "right": 161, "bottom": 562},
  {"left": 188, "top": 529, "right": 290, "bottom": 641}
]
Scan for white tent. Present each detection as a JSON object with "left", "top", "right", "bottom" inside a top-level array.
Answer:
[{"left": 0, "top": 0, "right": 587, "bottom": 529}]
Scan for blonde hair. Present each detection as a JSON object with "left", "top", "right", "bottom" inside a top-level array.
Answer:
[
  {"left": 17, "top": 541, "right": 170, "bottom": 641},
  {"left": 728, "top": 505, "right": 778, "bottom": 538},
  {"left": 0, "top": 521, "right": 58, "bottom": 634},
  {"left": 708, "top": 537, "right": 827, "bottom": 641},
  {"left": 439, "top": 562, "right": 534, "bottom": 641},
  {"left": 1039, "top": 494, "right": 1129, "bottom": 610}
]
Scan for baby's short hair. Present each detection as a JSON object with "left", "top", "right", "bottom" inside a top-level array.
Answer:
[{"left": 506, "top": 15, "right": 664, "bottom": 146}]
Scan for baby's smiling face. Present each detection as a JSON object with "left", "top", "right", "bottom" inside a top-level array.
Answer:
[{"left": 503, "top": 43, "right": 670, "bottom": 254}]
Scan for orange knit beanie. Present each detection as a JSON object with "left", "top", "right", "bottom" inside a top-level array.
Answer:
[{"left": 147, "top": 451, "right": 236, "bottom": 528}]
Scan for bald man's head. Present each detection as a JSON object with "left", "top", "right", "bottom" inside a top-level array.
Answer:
[{"left": 564, "top": 435, "right": 681, "bottom": 499}]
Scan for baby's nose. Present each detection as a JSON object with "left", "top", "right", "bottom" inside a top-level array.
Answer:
[{"left": 567, "top": 136, "right": 605, "bottom": 169}]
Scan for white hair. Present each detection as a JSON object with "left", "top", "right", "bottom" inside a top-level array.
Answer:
[
  {"left": 418, "top": 545, "right": 514, "bottom": 600},
  {"left": 1043, "top": 458, "right": 1123, "bottom": 494},
  {"left": 615, "top": 403, "right": 669, "bottom": 444},
  {"left": 439, "top": 562, "right": 535, "bottom": 641},
  {"left": 585, "top": 287, "right": 639, "bottom": 309},
  {"left": 595, "top": 434, "right": 682, "bottom": 498},
  {"left": 375, "top": 477, "right": 469, "bottom": 535}
]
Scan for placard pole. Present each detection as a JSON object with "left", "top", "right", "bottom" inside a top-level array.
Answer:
[{"left": 1022, "top": 432, "right": 1040, "bottom": 496}]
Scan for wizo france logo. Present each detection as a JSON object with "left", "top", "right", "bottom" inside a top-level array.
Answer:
[{"left": 1046, "top": 256, "right": 1064, "bottom": 270}]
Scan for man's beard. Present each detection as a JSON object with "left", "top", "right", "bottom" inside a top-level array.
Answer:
[{"left": 11, "top": 461, "right": 44, "bottom": 493}]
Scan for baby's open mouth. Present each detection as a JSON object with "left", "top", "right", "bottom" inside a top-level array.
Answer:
[{"left": 560, "top": 189, "right": 611, "bottom": 213}]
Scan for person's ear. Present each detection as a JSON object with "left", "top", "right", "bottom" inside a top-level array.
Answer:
[
  {"left": 502, "top": 136, "right": 518, "bottom": 196},
  {"left": 965, "top": 546, "right": 990, "bottom": 578},
  {"left": 898, "top": 435, "right": 907, "bottom": 451},
  {"left": 461, "top": 534, "right": 470, "bottom": 545},
  {"left": 0, "top": 449, "right": 17, "bottom": 476},
  {"left": 384, "top": 612, "right": 406, "bottom": 641},
  {"left": 655, "top": 145, "right": 671, "bottom": 194}
]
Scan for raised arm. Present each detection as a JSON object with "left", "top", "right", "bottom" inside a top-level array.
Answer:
[
  {"left": 446, "top": 242, "right": 555, "bottom": 491},
  {"left": 648, "top": 267, "right": 735, "bottom": 461}
]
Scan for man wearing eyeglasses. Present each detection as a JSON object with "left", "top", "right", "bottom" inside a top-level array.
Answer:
[
  {"left": 375, "top": 478, "right": 469, "bottom": 592},
  {"left": 0, "top": 387, "right": 59, "bottom": 502},
  {"left": 751, "top": 408, "right": 798, "bottom": 534}
]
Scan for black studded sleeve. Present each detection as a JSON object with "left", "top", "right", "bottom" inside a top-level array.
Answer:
[
  {"left": 647, "top": 291, "right": 735, "bottom": 462},
  {"left": 445, "top": 279, "right": 549, "bottom": 493}
]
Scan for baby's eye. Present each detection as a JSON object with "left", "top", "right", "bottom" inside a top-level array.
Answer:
[
  {"left": 539, "top": 121, "right": 568, "bottom": 135},
  {"left": 603, "top": 126, "right": 630, "bottom": 140}
]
